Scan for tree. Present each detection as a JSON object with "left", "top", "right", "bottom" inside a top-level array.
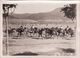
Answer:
[
  {"left": 3, "top": 4, "right": 17, "bottom": 55},
  {"left": 3, "top": 4, "right": 17, "bottom": 18},
  {"left": 61, "top": 4, "right": 76, "bottom": 22}
]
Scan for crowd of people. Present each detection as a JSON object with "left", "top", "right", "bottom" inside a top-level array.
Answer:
[{"left": 4, "top": 25, "right": 75, "bottom": 39}]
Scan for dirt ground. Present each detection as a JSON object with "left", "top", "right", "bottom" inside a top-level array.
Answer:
[{"left": 3, "top": 36, "right": 76, "bottom": 56}]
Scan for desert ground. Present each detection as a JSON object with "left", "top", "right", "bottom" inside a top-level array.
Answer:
[{"left": 3, "top": 36, "right": 76, "bottom": 56}]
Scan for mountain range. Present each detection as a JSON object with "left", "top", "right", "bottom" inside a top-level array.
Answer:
[{"left": 7, "top": 8, "right": 74, "bottom": 24}]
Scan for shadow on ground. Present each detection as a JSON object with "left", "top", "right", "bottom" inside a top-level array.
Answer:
[
  {"left": 60, "top": 48, "right": 75, "bottom": 53},
  {"left": 13, "top": 52, "right": 39, "bottom": 56}
]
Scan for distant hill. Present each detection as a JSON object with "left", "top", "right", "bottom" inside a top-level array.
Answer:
[
  {"left": 5, "top": 8, "right": 76, "bottom": 24},
  {"left": 9, "top": 8, "right": 66, "bottom": 20}
]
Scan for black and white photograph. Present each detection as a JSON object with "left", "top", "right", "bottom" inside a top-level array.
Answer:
[
  {"left": 3, "top": 3, "right": 76, "bottom": 56},
  {"left": 8, "top": 0, "right": 79, "bottom": 1}
]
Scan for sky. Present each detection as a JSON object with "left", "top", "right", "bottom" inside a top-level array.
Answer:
[{"left": 14, "top": 3, "right": 68, "bottom": 14}]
